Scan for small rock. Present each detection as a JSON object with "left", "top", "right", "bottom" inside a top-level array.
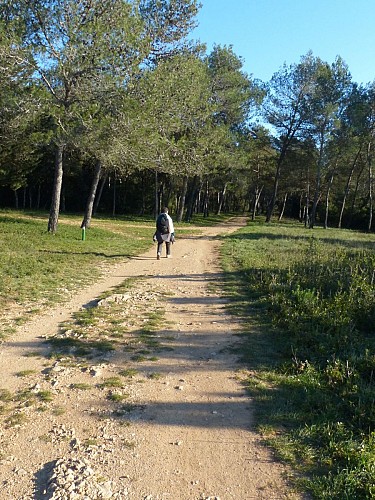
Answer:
[{"left": 14, "top": 468, "right": 28, "bottom": 476}]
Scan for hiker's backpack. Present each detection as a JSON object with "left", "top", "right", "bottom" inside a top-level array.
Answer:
[{"left": 157, "top": 213, "right": 169, "bottom": 234}]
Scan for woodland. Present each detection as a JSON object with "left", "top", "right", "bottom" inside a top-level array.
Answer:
[{"left": 1, "top": 0, "right": 375, "bottom": 232}]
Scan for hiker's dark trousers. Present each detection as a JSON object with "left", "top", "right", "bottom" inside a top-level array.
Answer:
[{"left": 157, "top": 241, "right": 171, "bottom": 256}]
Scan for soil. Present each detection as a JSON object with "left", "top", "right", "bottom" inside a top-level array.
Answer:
[{"left": 0, "top": 216, "right": 301, "bottom": 500}]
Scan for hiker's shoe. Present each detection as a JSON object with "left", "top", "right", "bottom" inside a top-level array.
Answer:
[
  {"left": 166, "top": 254, "right": 172, "bottom": 258},
  {"left": 157, "top": 253, "right": 161, "bottom": 260}
]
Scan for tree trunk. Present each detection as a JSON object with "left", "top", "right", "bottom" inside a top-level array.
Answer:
[
  {"left": 252, "top": 185, "right": 263, "bottom": 221},
  {"left": 310, "top": 185, "right": 320, "bottom": 228},
  {"left": 93, "top": 171, "right": 108, "bottom": 216},
  {"left": 338, "top": 149, "right": 361, "bottom": 228},
  {"left": 278, "top": 192, "right": 288, "bottom": 221},
  {"left": 266, "top": 138, "right": 293, "bottom": 222},
  {"left": 13, "top": 189, "right": 19, "bottom": 209},
  {"left": 177, "top": 175, "right": 188, "bottom": 222},
  {"left": 81, "top": 160, "right": 102, "bottom": 229},
  {"left": 298, "top": 193, "right": 303, "bottom": 222},
  {"left": 309, "top": 136, "right": 325, "bottom": 229},
  {"left": 37, "top": 184, "right": 41, "bottom": 210},
  {"left": 185, "top": 175, "right": 199, "bottom": 222},
  {"left": 305, "top": 184, "right": 310, "bottom": 228},
  {"left": 348, "top": 163, "right": 366, "bottom": 228},
  {"left": 217, "top": 182, "right": 228, "bottom": 215},
  {"left": 158, "top": 179, "right": 165, "bottom": 211},
  {"left": 112, "top": 176, "right": 116, "bottom": 216},
  {"left": 139, "top": 174, "right": 146, "bottom": 215},
  {"left": 368, "top": 142, "right": 373, "bottom": 232},
  {"left": 154, "top": 170, "right": 159, "bottom": 219},
  {"left": 196, "top": 180, "right": 204, "bottom": 214},
  {"left": 61, "top": 187, "right": 66, "bottom": 212},
  {"left": 48, "top": 144, "right": 64, "bottom": 233},
  {"left": 266, "top": 159, "right": 281, "bottom": 222},
  {"left": 203, "top": 179, "right": 209, "bottom": 217},
  {"left": 164, "top": 178, "right": 172, "bottom": 209},
  {"left": 324, "top": 173, "right": 334, "bottom": 229}
]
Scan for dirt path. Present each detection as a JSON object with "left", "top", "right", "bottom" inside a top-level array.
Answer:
[{"left": 0, "top": 216, "right": 299, "bottom": 499}]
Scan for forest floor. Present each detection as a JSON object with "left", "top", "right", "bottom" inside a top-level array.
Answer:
[{"left": 0, "top": 216, "right": 302, "bottom": 500}]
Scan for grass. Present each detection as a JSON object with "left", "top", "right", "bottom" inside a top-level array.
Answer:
[
  {"left": 15, "top": 370, "right": 37, "bottom": 377},
  {"left": 5, "top": 412, "right": 27, "bottom": 427},
  {"left": 84, "top": 438, "right": 98, "bottom": 446},
  {"left": 115, "top": 403, "right": 144, "bottom": 415},
  {"left": 148, "top": 372, "right": 163, "bottom": 380},
  {"left": 0, "top": 389, "right": 12, "bottom": 402},
  {"left": 38, "top": 390, "right": 53, "bottom": 402},
  {"left": 107, "top": 392, "right": 129, "bottom": 402},
  {"left": 70, "top": 383, "right": 91, "bottom": 390},
  {"left": 119, "top": 368, "right": 138, "bottom": 377},
  {"left": 98, "top": 377, "right": 123, "bottom": 388},
  {"left": 220, "top": 218, "right": 375, "bottom": 500},
  {"left": 130, "top": 354, "right": 147, "bottom": 362}
]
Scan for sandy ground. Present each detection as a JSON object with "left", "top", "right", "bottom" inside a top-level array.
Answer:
[{"left": 0, "top": 216, "right": 300, "bottom": 499}]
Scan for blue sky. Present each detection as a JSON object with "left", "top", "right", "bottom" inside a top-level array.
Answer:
[{"left": 191, "top": 0, "right": 375, "bottom": 85}]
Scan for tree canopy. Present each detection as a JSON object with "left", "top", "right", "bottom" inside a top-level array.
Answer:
[{"left": 1, "top": 3, "right": 375, "bottom": 232}]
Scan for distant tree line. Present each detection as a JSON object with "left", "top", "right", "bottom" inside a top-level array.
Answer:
[{"left": 1, "top": 0, "right": 375, "bottom": 232}]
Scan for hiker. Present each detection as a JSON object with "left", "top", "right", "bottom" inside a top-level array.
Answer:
[{"left": 154, "top": 207, "right": 175, "bottom": 260}]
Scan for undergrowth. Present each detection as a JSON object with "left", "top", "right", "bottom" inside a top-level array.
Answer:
[{"left": 221, "top": 219, "right": 375, "bottom": 500}]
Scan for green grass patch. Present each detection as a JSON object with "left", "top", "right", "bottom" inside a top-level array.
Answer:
[
  {"left": 0, "top": 389, "right": 13, "bottom": 402},
  {"left": 0, "top": 404, "right": 9, "bottom": 415},
  {"left": 119, "top": 369, "right": 138, "bottom": 378},
  {"left": 4, "top": 412, "right": 27, "bottom": 427},
  {"left": 47, "top": 335, "right": 116, "bottom": 357},
  {"left": 16, "top": 370, "right": 37, "bottom": 378},
  {"left": 84, "top": 438, "right": 98, "bottom": 446},
  {"left": 148, "top": 372, "right": 163, "bottom": 380},
  {"left": 70, "top": 383, "right": 91, "bottom": 390},
  {"left": 107, "top": 392, "right": 129, "bottom": 402},
  {"left": 115, "top": 403, "right": 144, "bottom": 415},
  {"left": 221, "top": 219, "right": 375, "bottom": 500},
  {"left": 98, "top": 377, "right": 123, "bottom": 388},
  {"left": 130, "top": 354, "right": 148, "bottom": 362},
  {"left": 37, "top": 390, "right": 53, "bottom": 402}
]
